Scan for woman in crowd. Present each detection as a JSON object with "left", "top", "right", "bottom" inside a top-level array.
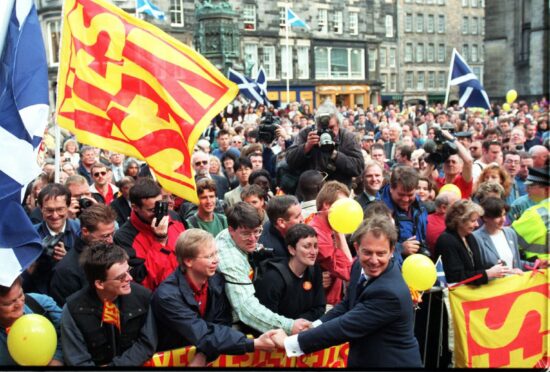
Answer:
[
  {"left": 436, "top": 200, "right": 512, "bottom": 285},
  {"left": 473, "top": 163, "right": 512, "bottom": 199},
  {"left": 124, "top": 158, "right": 140, "bottom": 180},
  {"left": 473, "top": 197, "right": 526, "bottom": 273},
  {"left": 209, "top": 155, "right": 225, "bottom": 178},
  {"left": 254, "top": 224, "right": 325, "bottom": 321},
  {"left": 62, "top": 138, "right": 80, "bottom": 168}
]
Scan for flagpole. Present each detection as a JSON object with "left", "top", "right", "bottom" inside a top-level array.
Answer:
[
  {"left": 444, "top": 48, "right": 456, "bottom": 108},
  {"left": 285, "top": 4, "right": 290, "bottom": 107},
  {"left": 0, "top": 0, "right": 15, "bottom": 55}
]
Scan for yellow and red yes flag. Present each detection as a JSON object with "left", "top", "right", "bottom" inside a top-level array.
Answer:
[
  {"left": 449, "top": 270, "right": 548, "bottom": 368},
  {"left": 102, "top": 300, "right": 121, "bottom": 331},
  {"left": 56, "top": 0, "right": 238, "bottom": 204}
]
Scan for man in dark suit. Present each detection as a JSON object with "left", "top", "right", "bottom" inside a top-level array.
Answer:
[
  {"left": 110, "top": 176, "right": 134, "bottom": 226},
  {"left": 270, "top": 216, "right": 422, "bottom": 368}
]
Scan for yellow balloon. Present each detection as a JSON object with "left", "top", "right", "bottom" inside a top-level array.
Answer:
[
  {"left": 506, "top": 89, "right": 517, "bottom": 104},
  {"left": 376, "top": 105, "right": 383, "bottom": 112},
  {"left": 502, "top": 103, "right": 511, "bottom": 112},
  {"left": 7, "top": 314, "right": 57, "bottom": 366},
  {"left": 533, "top": 104, "right": 540, "bottom": 111},
  {"left": 328, "top": 198, "right": 363, "bottom": 234},
  {"left": 402, "top": 254, "right": 437, "bottom": 291},
  {"left": 438, "top": 183, "right": 462, "bottom": 199}
]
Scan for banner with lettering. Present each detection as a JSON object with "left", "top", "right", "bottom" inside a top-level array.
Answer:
[
  {"left": 449, "top": 270, "right": 548, "bottom": 368},
  {"left": 144, "top": 343, "right": 349, "bottom": 367},
  {"left": 56, "top": 0, "right": 237, "bottom": 204}
]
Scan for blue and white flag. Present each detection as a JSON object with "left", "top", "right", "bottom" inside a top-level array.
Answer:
[
  {"left": 447, "top": 48, "right": 490, "bottom": 110},
  {"left": 286, "top": 7, "right": 309, "bottom": 29},
  {"left": 435, "top": 256, "right": 448, "bottom": 288},
  {"left": 228, "top": 68, "right": 269, "bottom": 106},
  {"left": 0, "top": 0, "right": 48, "bottom": 287},
  {"left": 136, "top": 0, "right": 165, "bottom": 21},
  {"left": 255, "top": 67, "right": 270, "bottom": 105}
]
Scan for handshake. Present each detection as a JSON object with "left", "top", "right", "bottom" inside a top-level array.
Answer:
[{"left": 254, "top": 318, "right": 312, "bottom": 352}]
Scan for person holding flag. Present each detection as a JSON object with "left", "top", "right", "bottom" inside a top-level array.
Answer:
[{"left": 60, "top": 243, "right": 157, "bottom": 366}]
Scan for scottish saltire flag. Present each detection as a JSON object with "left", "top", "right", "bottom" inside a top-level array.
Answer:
[
  {"left": 255, "top": 67, "right": 270, "bottom": 106},
  {"left": 228, "top": 68, "right": 269, "bottom": 106},
  {"left": 0, "top": 0, "right": 48, "bottom": 287},
  {"left": 447, "top": 48, "right": 490, "bottom": 109},
  {"left": 286, "top": 7, "right": 309, "bottom": 29},
  {"left": 435, "top": 256, "right": 448, "bottom": 287},
  {"left": 136, "top": 0, "right": 165, "bottom": 21}
]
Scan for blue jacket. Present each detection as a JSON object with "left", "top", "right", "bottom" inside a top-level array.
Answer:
[
  {"left": 380, "top": 185, "right": 427, "bottom": 265},
  {"left": 297, "top": 260, "right": 422, "bottom": 368},
  {"left": 0, "top": 293, "right": 63, "bottom": 365},
  {"left": 473, "top": 225, "right": 528, "bottom": 270},
  {"left": 151, "top": 268, "right": 254, "bottom": 361}
]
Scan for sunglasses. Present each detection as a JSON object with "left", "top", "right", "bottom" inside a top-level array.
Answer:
[
  {"left": 93, "top": 171, "right": 107, "bottom": 177},
  {"left": 195, "top": 160, "right": 208, "bottom": 166}
]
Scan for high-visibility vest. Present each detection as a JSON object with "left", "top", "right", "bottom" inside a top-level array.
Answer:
[{"left": 512, "top": 198, "right": 549, "bottom": 260}]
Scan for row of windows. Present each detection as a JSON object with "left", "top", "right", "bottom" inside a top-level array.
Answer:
[
  {"left": 462, "top": 16, "right": 485, "bottom": 35},
  {"left": 404, "top": 13, "right": 446, "bottom": 33},
  {"left": 461, "top": 0, "right": 485, "bottom": 8},
  {"left": 403, "top": 71, "right": 447, "bottom": 91},
  {"left": 404, "top": 43, "right": 446, "bottom": 63},
  {"left": 404, "top": 0, "right": 447, "bottom": 5}
]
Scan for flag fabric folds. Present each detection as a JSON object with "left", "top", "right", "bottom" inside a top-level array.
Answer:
[
  {"left": 136, "top": 0, "right": 165, "bottom": 21},
  {"left": 435, "top": 256, "right": 447, "bottom": 287},
  {"left": 446, "top": 48, "right": 490, "bottom": 110},
  {"left": 0, "top": 0, "right": 48, "bottom": 287},
  {"left": 56, "top": 0, "right": 238, "bottom": 204},
  {"left": 286, "top": 7, "right": 309, "bottom": 29},
  {"left": 228, "top": 68, "right": 270, "bottom": 106}
]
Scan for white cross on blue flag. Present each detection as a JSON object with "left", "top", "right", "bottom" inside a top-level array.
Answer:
[
  {"left": 136, "top": 0, "right": 165, "bottom": 21},
  {"left": 228, "top": 68, "right": 270, "bottom": 106},
  {"left": 0, "top": 0, "right": 48, "bottom": 287},
  {"left": 446, "top": 48, "right": 490, "bottom": 110},
  {"left": 286, "top": 7, "right": 309, "bottom": 29}
]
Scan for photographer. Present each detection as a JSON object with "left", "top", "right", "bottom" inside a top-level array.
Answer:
[
  {"left": 286, "top": 101, "right": 364, "bottom": 188},
  {"left": 65, "top": 175, "right": 101, "bottom": 219}
]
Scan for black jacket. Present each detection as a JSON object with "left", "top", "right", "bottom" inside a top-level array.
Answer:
[
  {"left": 151, "top": 268, "right": 254, "bottom": 360},
  {"left": 49, "top": 236, "right": 87, "bottom": 306},
  {"left": 258, "top": 221, "right": 288, "bottom": 258},
  {"left": 110, "top": 195, "right": 131, "bottom": 226}
]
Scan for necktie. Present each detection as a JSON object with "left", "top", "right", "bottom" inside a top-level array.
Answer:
[{"left": 355, "top": 274, "right": 368, "bottom": 300}]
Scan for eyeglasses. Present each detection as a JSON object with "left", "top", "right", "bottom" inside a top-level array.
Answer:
[
  {"left": 43, "top": 206, "right": 68, "bottom": 215},
  {"left": 194, "top": 161, "right": 208, "bottom": 166},
  {"left": 197, "top": 251, "right": 219, "bottom": 261},
  {"left": 105, "top": 269, "right": 132, "bottom": 283},
  {"left": 237, "top": 227, "right": 263, "bottom": 239},
  {"left": 93, "top": 171, "right": 107, "bottom": 177}
]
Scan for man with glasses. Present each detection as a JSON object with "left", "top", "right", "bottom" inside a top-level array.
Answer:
[
  {"left": 502, "top": 150, "right": 522, "bottom": 205},
  {"left": 468, "top": 140, "right": 483, "bottom": 161},
  {"left": 50, "top": 204, "right": 117, "bottom": 306},
  {"left": 216, "top": 202, "right": 311, "bottom": 337},
  {"left": 152, "top": 229, "right": 276, "bottom": 365},
  {"left": 114, "top": 178, "right": 185, "bottom": 291},
  {"left": 25, "top": 184, "right": 80, "bottom": 294},
  {"left": 61, "top": 243, "right": 157, "bottom": 366},
  {"left": 89, "top": 163, "right": 119, "bottom": 205},
  {"left": 191, "top": 151, "right": 229, "bottom": 199}
]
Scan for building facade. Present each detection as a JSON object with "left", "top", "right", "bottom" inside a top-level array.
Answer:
[{"left": 484, "top": 0, "right": 549, "bottom": 102}]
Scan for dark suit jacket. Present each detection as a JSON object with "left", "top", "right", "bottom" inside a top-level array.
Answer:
[
  {"left": 110, "top": 195, "right": 131, "bottom": 226},
  {"left": 297, "top": 260, "right": 421, "bottom": 368},
  {"left": 211, "top": 174, "right": 230, "bottom": 199}
]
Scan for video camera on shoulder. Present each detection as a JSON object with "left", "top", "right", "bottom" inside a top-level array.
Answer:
[
  {"left": 42, "top": 233, "right": 63, "bottom": 257},
  {"left": 422, "top": 123, "right": 458, "bottom": 165},
  {"left": 258, "top": 113, "right": 280, "bottom": 144}
]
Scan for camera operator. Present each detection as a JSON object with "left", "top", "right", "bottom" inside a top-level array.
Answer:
[
  {"left": 23, "top": 184, "right": 80, "bottom": 295},
  {"left": 256, "top": 113, "right": 292, "bottom": 179},
  {"left": 421, "top": 127, "right": 474, "bottom": 199},
  {"left": 65, "top": 175, "right": 102, "bottom": 219},
  {"left": 286, "top": 101, "right": 364, "bottom": 188}
]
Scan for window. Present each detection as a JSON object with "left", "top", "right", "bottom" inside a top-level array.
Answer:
[
  {"left": 380, "top": 48, "right": 387, "bottom": 68},
  {"left": 461, "top": 0, "right": 468, "bottom": 6},
  {"left": 416, "top": 43, "right": 424, "bottom": 62},
  {"left": 262, "top": 46, "right": 276, "bottom": 79},
  {"left": 389, "top": 48, "right": 396, "bottom": 67},
  {"left": 281, "top": 45, "right": 293, "bottom": 79},
  {"left": 462, "top": 44, "right": 469, "bottom": 61},
  {"left": 481, "top": 18, "right": 485, "bottom": 35},
  {"left": 471, "top": 17, "right": 478, "bottom": 34},
  {"left": 438, "top": 44, "right": 445, "bottom": 62},
  {"left": 471, "top": 0, "right": 478, "bottom": 7},
  {"left": 480, "top": 44, "right": 484, "bottom": 61},
  {"left": 170, "top": 0, "right": 184, "bottom": 27},
  {"left": 381, "top": 74, "right": 388, "bottom": 90},
  {"left": 385, "top": 15, "right": 394, "bottom": 37},
  {"left": 405, "top": 43, "right": 413, "bottom": 62},
  {"left": 438, "top": 72, "right": 446, "bottom": 89},
  {"left": 244, "top": 44, "right": 258, "bottom": 76},
  {"left": 368, "top": 49, "right": 377, "bottom": 72},
  {"left": 349, "top": 12, "right": 359, "bottom": 35},
  {"left": 334, "top": 11, "right": 343, "bottom": 34},
  {"left": 427, "top": 15, "right": 434, "bottom": 33},
  {"left": 405, "top": 13, "right": 412, "bottom": 32},
  {"left": 297, "top": 46, "right": 310, "bottom": 79},
  {"left": 428, "top": 71, "right": 436, "bottom": 89},
  {"left": 427, "top": 43, "right": 435, "bottom": 62},
  {"left": 279, "top": 7, "right": 286, "bottom": 27},
  {"left": 390, "top": 74, "right": 397, "bottom": 91},
  {"left": 471, "top": 44, "right": 478, "bottom": 62},
  {"left": 462, "top": 16, "right": 469, "bottom": 34},
  {"left": 416, "top": 14, "right": 424, "bottom": 33},
  {"left": 243, "top": 4, "right": 256, "bottom": 30},
  {"left": 417, "top": 72, "right": 425, "bottom": 90},
  {"left": 438, "top": 15, "right": 445, "bottom": 33},
  {"left": 46, "top": 19, "right": 61, "bottom": 66},
  {"left": 318, "top": 9, "right": 328, "bottom": 33},
  {"left": 314, "top": 47, "right": 365, "bottom": 79},
  {"left": 406, "top": 71, "right": 414, "bottom": 89}
]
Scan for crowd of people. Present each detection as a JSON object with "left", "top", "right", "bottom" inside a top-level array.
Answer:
[{"left": 0, "top": 96, "right": 548, "bottom": 367}]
